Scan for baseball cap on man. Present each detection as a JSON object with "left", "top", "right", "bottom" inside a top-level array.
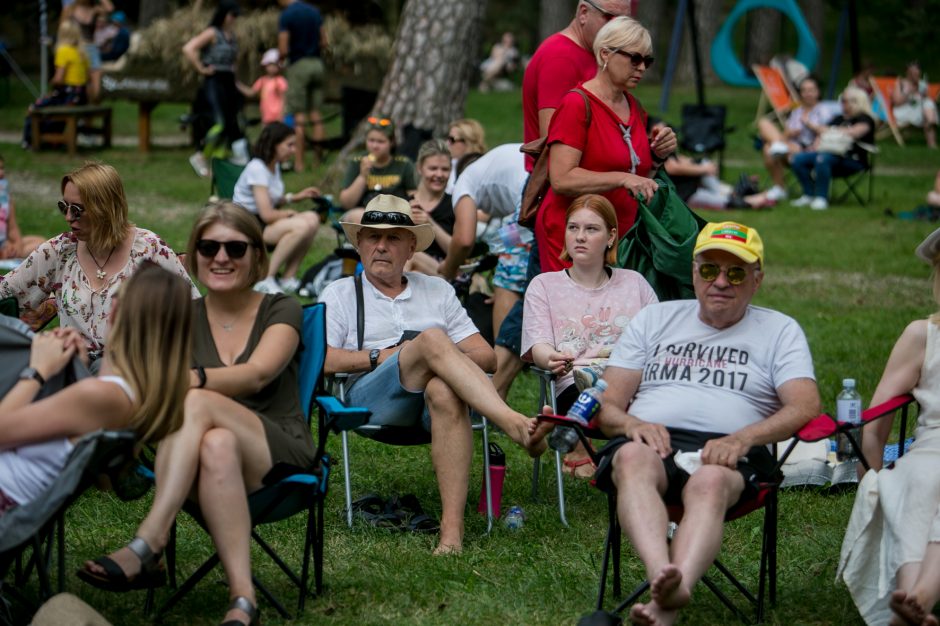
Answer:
[{"left": 693, "top": 222, "right": 764, "bottom": 266}]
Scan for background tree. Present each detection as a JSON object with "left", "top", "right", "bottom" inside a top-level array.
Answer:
[
  {"left": 139, "top": 0, "right": 173, "bottom": 28},
  {"left": 325, "top": 0, "right": 486, "bottom": 186},
  {"left": 539, "top": 0, "right": 574, "bottom": 43}
]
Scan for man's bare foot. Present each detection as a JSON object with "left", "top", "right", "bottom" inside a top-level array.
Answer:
[
  {"left": 890, "top": 590, "right": 926, "bottom": 625},
  {"left": 651, "top": 564, "right": 690, "bottom": 610},
  {"left": 629, "top": 601, "right": 677, "bottom": 626},
  {"left": 525, "top": 417, "right": 552, "bottom": 458},
  {"left": 432, "top": 543, "right": 462, "bottom": 556}
]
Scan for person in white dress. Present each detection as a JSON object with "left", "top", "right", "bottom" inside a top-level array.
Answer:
[{"left": 838, "top": 225, "right": 940, "bottom": 626}]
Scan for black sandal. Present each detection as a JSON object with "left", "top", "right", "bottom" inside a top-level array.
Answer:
[
  {"left": 220, "top": 596, "right": 260, "bottom": 626},
  {"left": 77, "top": 536, "right": 166, "bottom": 592}
]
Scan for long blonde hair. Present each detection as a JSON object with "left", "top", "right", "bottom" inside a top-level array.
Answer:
[
  {"left": 61, "top": 162, "right": 133, "bottom": 252},
  {"left": 107, "top": 263, "right": 193, "bottom": 444},
  {"left": 448, "top": 119, "right": 487, "bottom": 154}
]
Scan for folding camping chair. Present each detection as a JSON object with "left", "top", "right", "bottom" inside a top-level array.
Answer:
[
  {"left": 539, "top": 394, "right": 918, "bottom": 624},
  {"left": 528, "top": 368, "right": 571, "bottom": 527},
  {"left": 679, "top": 104, "right": 731, "bottom": 177},
  {"left": 752, "top": 64, "right": 799, "bottom": 125},
  {"left": 0, "top": 430, "right": 137, "bottom": 626},
  {"left": 155, "top": 303, "right": 370, "bottom": 621},
  {"left": 830, "top": 142, "right": 878, "bottom": 206},
  {"left": 869, "top": 76, "right": 940, "bottom": 147},
  {"left": 209, "top": 158, "right": 246, "bottom": 201}
]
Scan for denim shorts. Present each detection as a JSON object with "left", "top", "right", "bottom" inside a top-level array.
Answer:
[{"left": 345, "top": 352, "right": 431, "bottom": 432}]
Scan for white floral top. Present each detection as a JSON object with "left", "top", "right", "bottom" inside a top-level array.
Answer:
[{"left": 0, "top": 228, "right": 197, "bottom": 355}]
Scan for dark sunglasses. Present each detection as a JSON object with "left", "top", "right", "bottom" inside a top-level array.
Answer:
[
  {"left": 697, "top": 262, "right": 749, "bottom": 285},
  {"left": 582, "top": 0, "right": 618, "bottom": 21},
  {"left": 612, "top": 49, "right": 655, "bottom": 68},
  {"left": 362, "top": 210, "right": 416, "bottom": 227},
  {"left": 195, "top": 239, "right": 253, "bottom": 259},
  {"left": 446, "top": 135, "right": 466, "bottom": 144},
  {"left": 57, "top": 200, "right": 85, "bottom": 218}
]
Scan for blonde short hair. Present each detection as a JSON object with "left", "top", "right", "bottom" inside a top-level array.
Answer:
[
  {"left": 594, "top": 16, "right": 652, "bottom": 66},
  {"left": 448, "top": 119, "right": 487, "bottom": 154}
]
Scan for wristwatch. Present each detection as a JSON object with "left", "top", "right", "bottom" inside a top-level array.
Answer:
[
  {"left": 369, "top": 349, "right": 381, "bottom": 371},
  {"left": 19, "top": 367, "right": 45, "bottom": 386}
]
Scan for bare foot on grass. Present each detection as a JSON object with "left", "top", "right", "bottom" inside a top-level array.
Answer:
[
  {"left": 651, "top": 564, "right": 690, "bottom": 610},
  {"left": 629, "top": 601, "right": 677, "bottom": 626},
  {"left": 432, "top": 543, "right": 462, "bottom": 556}
]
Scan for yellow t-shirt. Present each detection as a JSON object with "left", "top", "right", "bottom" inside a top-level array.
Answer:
[{"left": 54, "top": 45, "right": 88, "bottom": 87}]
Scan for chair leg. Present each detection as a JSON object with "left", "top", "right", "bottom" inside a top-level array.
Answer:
[
  {"left": 530, "top": 457, "right": 541, "bottom": 501},
  {"left": 155, "top": 553, "right": 221, "bottom": 619},
  {"left": 554, "top": 449, "right": 569, "bottom": 527},
  {"left": 481, "top": 418, "right": 493, "bottom": 534},
  {"left": 341, "top": 430, "right": 354, "bottom": 528}
]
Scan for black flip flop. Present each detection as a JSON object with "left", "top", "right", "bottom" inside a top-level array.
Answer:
[
  {"left": 405, "top": 514, "right": 440, "bottom": 534},
  {"left": 350, "top": 493, "right": 386, "bottom": 517}
]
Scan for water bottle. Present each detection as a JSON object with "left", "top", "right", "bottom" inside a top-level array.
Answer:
[
  {"left": 836, "top": 378, "right": 863, "bottom": 462},
  {"left": 477, "top": 442, "right": 505, "bottom": 518},
  {"left": 503, "top": 505, "right": 525, "bottom": 530},
  {"left": 549, "top": 379, "right": 608, "bottom": 454}
]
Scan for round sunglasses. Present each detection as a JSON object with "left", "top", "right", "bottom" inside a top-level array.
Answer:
[
  {"left": 696, "top": 262, "right": 749, "bottom": 285},
  {"left": 57, "top": 200, "right": 85, "bottom": 219}
]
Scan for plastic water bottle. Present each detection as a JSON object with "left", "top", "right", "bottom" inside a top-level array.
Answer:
[
  {"left": 836, "top": 378, "right": 863, "bottom": 462},
  {"left": 503, "top": 505, "right": 525, "bottom": 530},
  {"left": 548, "top": 379, "right": 608, "bottom": 454}
]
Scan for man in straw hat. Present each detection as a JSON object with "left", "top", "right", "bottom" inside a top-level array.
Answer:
[
  {"left": 587, "top": 221, "right": 820, "bottom": 625},
  {"left": 320, "top": 195, "right": 550, "bottom": 555}
]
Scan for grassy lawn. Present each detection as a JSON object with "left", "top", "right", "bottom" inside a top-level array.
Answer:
[{"left": 2, "top": 78, "right": 938, "bottom": 625}]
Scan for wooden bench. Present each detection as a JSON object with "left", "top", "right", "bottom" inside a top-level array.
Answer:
[{"left": 29, "top": 105, "right": 113, "bottom": 156}]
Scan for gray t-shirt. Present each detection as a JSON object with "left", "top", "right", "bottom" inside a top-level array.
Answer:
[{"left": 608, "top": 300, "right": 815, "bottom": 434}]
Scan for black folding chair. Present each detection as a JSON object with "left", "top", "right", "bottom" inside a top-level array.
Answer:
[
  {"left": 831, "top": 142, "right": 878, "bottom": 206},
  {"left": 0, "top": 430, "right": 137, "bottom": 626}
]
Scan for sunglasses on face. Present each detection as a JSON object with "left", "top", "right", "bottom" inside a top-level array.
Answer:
[
  {"left": 697, "top": 262, "right": 749, "bottom": 285},
  {"left": 582, "top": 0, "right": 619, "bottom": 21},
  {"left": 362, "top": 210, "right": 416, "bottom": 227},
  {"left": 612, "top": 49, "right": 655, "bottom": 68},
  {"left": 195, "top": 239, "right": 253, "bottom": 259},
  {"left": 57, "top": 200, "right": 85, "bottom": 219},
  {"left": 446, "top": 135, "right": 465, "bottom": 144},
  {"left": 367, "top": 116, "right": 392, "bottom": 127}
]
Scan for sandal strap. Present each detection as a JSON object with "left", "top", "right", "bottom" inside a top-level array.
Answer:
[
  {"left": 127, "top": 537, "right": 158, "bottom": 567},
  {"left": 227, "top": 596, "right": 257, "bottom": 620}
]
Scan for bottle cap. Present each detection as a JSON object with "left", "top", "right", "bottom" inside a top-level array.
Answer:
[{"left": 842, "top": 378, "right": 856, "bottom": 388}]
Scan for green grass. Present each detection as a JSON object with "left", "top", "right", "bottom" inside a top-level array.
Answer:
[{"left": 2, "top": 78, "right": 939, "bottom": 625}]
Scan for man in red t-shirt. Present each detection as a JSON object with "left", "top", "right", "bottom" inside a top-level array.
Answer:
[{"left": 522, "top": 0, "right": 634, "bottom": 172}]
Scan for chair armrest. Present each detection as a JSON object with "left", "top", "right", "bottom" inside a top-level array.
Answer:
[
  {"left": 315, "top": 395, "right": 371, "bottom": 432},
  {"left": 530, "top": 366, "right": 556, "bottom": 380},
  {"left": 859, "top": 394, "right": 915, "bottom": 425},
  {"left": 537, "top": 412, "right": 606, "bottom": 440}
]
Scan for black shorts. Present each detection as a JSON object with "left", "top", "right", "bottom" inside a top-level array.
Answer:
[{"left": 593, "top": 427, "right": 779, "bottom": 508}]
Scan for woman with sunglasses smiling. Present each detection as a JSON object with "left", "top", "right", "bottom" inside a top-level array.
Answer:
[
  {"left": 232, "top": 121, "right": 322, "bottom": 294},
  {"left": 338, "top": 115, "right": 417, "bottom": 214},
  {"left": 0, "top": 162, "right": 194, "bottom": 369},
  {"left": 81, "top": 202, "right": 314, "bottom": 626},
  {"left": 536, "top": 16, "right": 676, "bottom": 274}
]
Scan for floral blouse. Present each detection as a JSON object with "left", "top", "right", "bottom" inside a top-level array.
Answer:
[{"left": 0, "top": 228, "right": 197, "bottom": 355}]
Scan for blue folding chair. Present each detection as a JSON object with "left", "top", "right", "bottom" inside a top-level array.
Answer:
[{"left": 156, "top": 302, "right": 370, "bottom": 620}]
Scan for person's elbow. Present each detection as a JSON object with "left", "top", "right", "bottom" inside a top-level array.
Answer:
[
  {"left": 479, "top": 349, "right": 497, "bottom": 374},
  {"left": 550, "top": 170, "right": 583, "bottom": 196},
  {"left": 338, "top": 189, "right": 357, "bottom": 210}
]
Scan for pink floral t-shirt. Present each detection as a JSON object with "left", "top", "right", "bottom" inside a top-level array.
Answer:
[
  {"left": 521, "top": 268, "right": 658, "bottom": 393},
  {"left": 0, "top": 228, "right": 197, "bottom": 355}
]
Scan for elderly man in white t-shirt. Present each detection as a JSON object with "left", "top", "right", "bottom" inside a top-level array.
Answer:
[
  {"left": 319, "top": 195, "right": 549, "bottom": 555},
  {"left": 592, "top": 221, "right": 820, "bottom": 626}
]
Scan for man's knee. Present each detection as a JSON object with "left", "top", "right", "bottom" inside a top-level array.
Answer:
[
  {"left": 425, "top": 376, "right": 465, "bottom": 418},
  {"left": 682, "top": 465, "right": 743, "bottom": 508},
  {"left": 611, "top": 442, "right": 663, "bottom": 489},
  {"left": 414, "top": 327, "right": 454, "bottom": 355}
]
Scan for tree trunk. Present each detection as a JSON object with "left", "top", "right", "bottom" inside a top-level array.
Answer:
[
  {"left": 637, "top": 0, "right": 667, "bottom": 83},
  {"left": 745, "top": 8, "right": 781, "bottom": 67},
  {"left": 539, "top": 0, "right": 574, "bottom": 43},
  {"left": 325, "top": 0, "right": 486, "bottom": 189},
  {"left": 139, "top": 0, "right": 173, "bottom": 28},
  {"left": 695, "top": 0, "right": 722, "bottom": 84},
  {"left": 801, "top": 0, "right": 824, "bottom": 65}
]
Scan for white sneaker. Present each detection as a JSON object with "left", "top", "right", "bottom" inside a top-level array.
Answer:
[
  {"left": 810, "top": 197, "right": 829, "bottom": 211},
  {"left": 253, "top": 277, "right": 284, "bottom": 294},
  {"left": 279, "top": 277, "right": 301, "bottom": 293},
  {"left": 768, "top": 141, "right": 790, "bottom": 156},
  {"left": 189, "top": 152, "right": 209, "bottom": 178},
  {"left": 765, "top": 185, "right": 787, "bottom": 202},
  {"left": 790, "top": 195, "right": 813, "bottom": 207}
]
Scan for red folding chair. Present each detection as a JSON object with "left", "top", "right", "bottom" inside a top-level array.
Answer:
[{"left": 538, "top": 394, "right": 917, "bottom": 624}]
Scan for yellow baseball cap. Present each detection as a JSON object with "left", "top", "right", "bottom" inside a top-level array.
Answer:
[{"left": 693, "top": 222, "right": 764, "bottom": 266}]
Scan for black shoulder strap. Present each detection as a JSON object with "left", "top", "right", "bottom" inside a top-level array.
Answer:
[{"left": 355, "top": 273, "right": 364, "bottom": 351}]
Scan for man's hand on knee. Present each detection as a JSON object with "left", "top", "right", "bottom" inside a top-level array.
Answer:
[
  {"left": 626, "top": 421, "right": 672, "bottom": 458},
  {"left": 701, "top": 434, "right": 749, "bottom": 469}
]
